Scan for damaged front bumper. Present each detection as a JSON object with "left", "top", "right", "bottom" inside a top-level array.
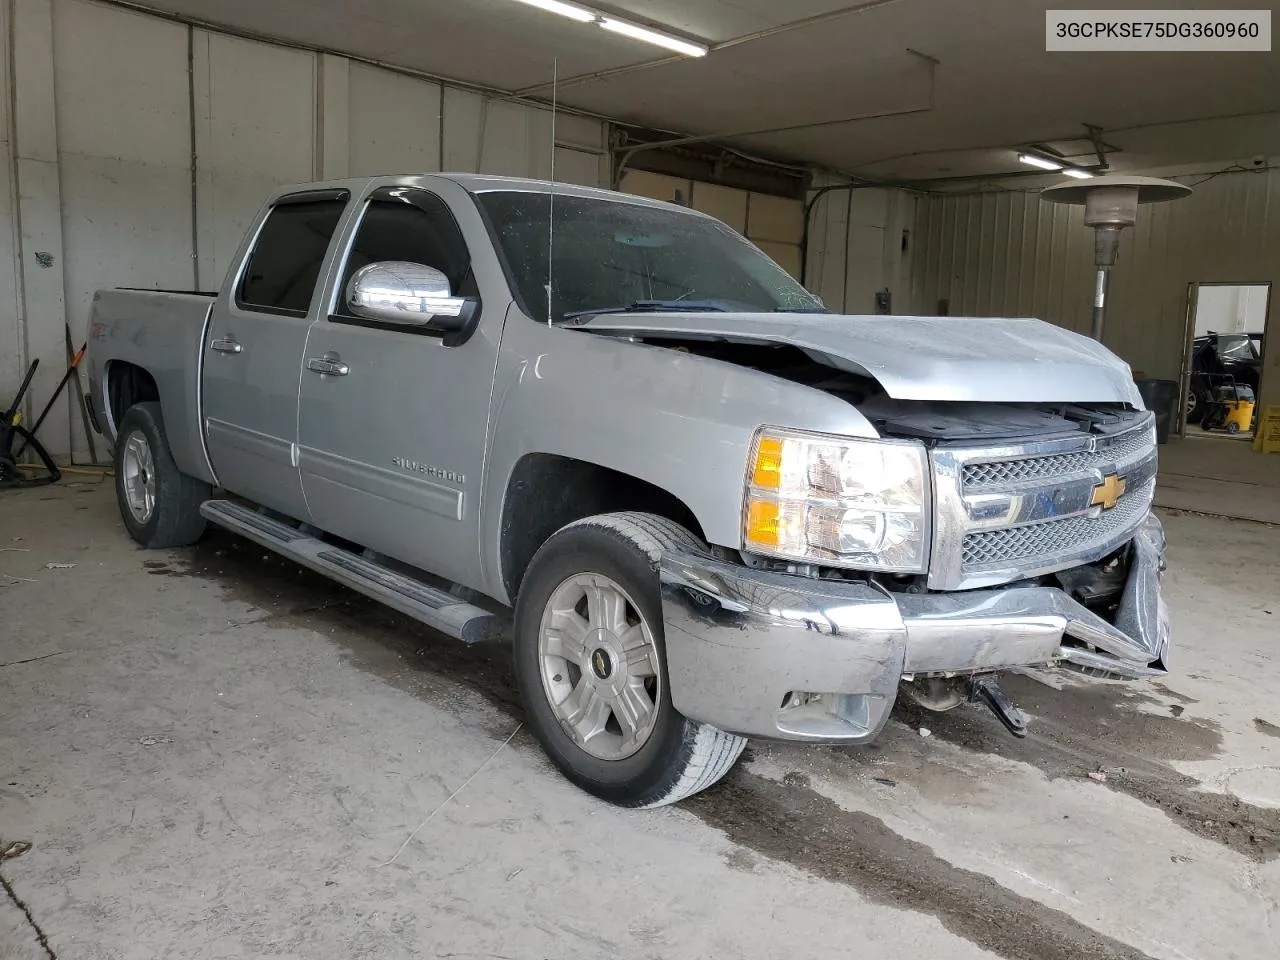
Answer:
[{"left": 659, "top": 513, "right": 1170, "bottom": 742}]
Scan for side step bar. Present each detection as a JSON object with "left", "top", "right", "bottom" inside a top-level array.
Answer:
[{"left": 200, "top": 499, "right": 507, "bottom": 644}]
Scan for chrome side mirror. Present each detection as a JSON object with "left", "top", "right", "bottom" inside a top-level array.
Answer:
[{"left": 345, "top": 261, "right": 471, "bottom": 331}]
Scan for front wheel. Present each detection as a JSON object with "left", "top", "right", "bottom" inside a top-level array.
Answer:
[{"left": 513, "top": 513, "right": 746, "bottom": 807}]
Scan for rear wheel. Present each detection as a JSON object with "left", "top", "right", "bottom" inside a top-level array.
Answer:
[
  {"left": 513, "top": 512, "right": 746, "bottom": 807},
  {"left": 113, "top": 402, "right": 210, "bottom": 548}
]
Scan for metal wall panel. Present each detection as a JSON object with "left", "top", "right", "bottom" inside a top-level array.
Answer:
[
  {"left": 552, "top": 146, "right": 606, "bottom": 188},
  {"left": 54, "top": 0, "right": 193, "bottom": 339},
  {"left": 1, "top": 1, "right": 610, "bottom": 457},
  {"left": 618, "top": 169, "right": 690, "bottom": 204},
  {"left": 908, "top": 171, "right": 1280, "bottom": 407},
  {"left": 691, "top": 182, "right": 747, "bottom": 232},
  {"left": 804, "top": 179, "right": 904, "bottom": 314},
  {"left": 440, "top": 88, "right": 603, "bottom": 184},
  {"left": 193, "top": 32, "right": 317, "bottom": 289},
  {"left": 0, "top": 1, "right": 21, "bottom": 406},
  {"left": 348, "top": 62, "right": 442, "bottom": 177}
]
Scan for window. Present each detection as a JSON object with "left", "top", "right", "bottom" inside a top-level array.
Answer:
[
  {"left": 474, "top": 190, "right": 823, "bottom": 323},
  {"left": 335, "top": 188, "right": 477, "bottom": 318},
  {"left": 1217, "top": 334, "right": 1260, "bottom": 363},
  {"left": 237, "top": 193, "right": 348, "bottom": 315}
]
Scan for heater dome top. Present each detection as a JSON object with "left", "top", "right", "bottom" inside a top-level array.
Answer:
[{"left": 1041, "top": 174, "right": 1192, "bottom": 205}]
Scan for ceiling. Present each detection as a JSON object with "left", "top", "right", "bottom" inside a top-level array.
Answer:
[{"left": 123, "top": 0, "right": 1280, "bottom": 181}]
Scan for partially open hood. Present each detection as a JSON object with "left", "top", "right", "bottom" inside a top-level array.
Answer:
[{"left": 576, "top": 312, "right": 1144, "bottom": 407}]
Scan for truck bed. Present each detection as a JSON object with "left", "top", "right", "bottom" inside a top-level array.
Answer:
[{"left": 86, "top": 288, "right": 218, "bottom": 483}]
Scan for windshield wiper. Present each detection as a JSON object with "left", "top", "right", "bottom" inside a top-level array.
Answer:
[{"left": 561, "top": 299, "right": 732, "bottom": 322}]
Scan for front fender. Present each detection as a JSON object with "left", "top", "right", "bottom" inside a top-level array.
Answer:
[{"left": 477, "top": 315, "right": 876, "bottom": 602}]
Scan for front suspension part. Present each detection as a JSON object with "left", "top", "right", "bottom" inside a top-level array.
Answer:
[{"left": 968, "top": 675, "right": 1029, "bottom": 738}]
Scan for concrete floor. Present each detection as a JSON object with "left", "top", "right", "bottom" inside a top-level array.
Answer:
[
  {"left": 1156, "top": 435, "right": 1280, "bottom": 525},
  {"left": 3, "top": 480, "right": 1279, "bottom": 960}
]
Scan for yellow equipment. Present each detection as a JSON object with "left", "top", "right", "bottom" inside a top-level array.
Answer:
[{"left": 1201, "top": 383, "right": 1256, "bottom": 435}]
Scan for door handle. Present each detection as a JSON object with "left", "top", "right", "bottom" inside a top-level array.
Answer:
[
  {"left": 307, "top": 355, "right": 349, "bottom": 377},
  {"left": 210, "top": 338, "right": 242, "bottom": 354}
]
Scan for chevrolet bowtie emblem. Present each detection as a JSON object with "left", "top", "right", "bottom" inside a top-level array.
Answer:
[{"left": 1090, "top": 473, "right": 1127, "bottom": 510}]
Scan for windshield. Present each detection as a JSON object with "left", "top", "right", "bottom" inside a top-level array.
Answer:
[{"left": 474, "top": 190, "right": 823, "bottom": 322}]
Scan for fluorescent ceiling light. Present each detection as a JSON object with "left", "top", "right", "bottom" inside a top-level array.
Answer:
[
  {"left": 510, "top": 0, "right": 594, "bottom": 23},
  {"left": 599, "top": 17, "right": 709, "bottom": 57},
  {"left": 506, "top": 0, "right": 710, "bottom": 58},
  {"left": 1018, "top": 153, "right": 1064, "bottom": 171},
  {"left": 1062, "top": 168, "right": 1094, "bottom": 179}
]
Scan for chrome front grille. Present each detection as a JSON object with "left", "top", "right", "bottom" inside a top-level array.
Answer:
[
  {"left": 961, "top": 478, "right": 1155, "bottom": 567},
  {"left": 962, "top": 429, "right": 1153, "bottom": 489},
  {"left": 929, "top": 415, "right": 1158, "bottom": 590}
]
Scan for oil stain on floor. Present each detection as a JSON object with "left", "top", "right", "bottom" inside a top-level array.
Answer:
[
  {"left": 894, "top": 681, "right": 1280, "bottom": 862},
  {"left": 685, "top": 770, "right": 1156, "bottom": 960}
]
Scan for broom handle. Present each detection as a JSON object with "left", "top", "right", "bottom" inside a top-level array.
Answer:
[{"left": 3, "top": 357, "right": 40, "bottom": 421}]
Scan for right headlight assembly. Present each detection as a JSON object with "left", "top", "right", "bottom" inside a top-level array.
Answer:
[{"left": 742, "top": 428, "right": 931, "bottom": 573}]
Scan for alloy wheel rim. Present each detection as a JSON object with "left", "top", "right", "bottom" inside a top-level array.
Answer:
[
  {"left": 121, "top": 432, "right": 156, "bottom": 524},
  {"left": 537, "top": 572, "right": 662, "bottom": 760}
]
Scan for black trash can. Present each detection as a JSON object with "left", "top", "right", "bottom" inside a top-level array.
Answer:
[{"left": 1135, "top": 378, "right": 1178, "bottom": 444}]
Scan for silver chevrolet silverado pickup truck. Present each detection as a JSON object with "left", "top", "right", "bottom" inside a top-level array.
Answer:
[{"left": 84, "top": 174, "right": 1170, "bottom": 807}]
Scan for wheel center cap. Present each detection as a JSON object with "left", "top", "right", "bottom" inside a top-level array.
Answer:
[{"left": 590, "top": 648, "right": 613, "bottom": 680}]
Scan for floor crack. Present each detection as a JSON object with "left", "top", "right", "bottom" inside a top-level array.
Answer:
[
  {"left": 0, "top": 869, "right": 56, "bottom": 959},
  {"left": 0, "top": 652, "right": 67, "bottom": 669}
]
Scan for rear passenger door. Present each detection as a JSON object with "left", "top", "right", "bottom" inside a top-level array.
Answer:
[{"left": 203, "top": 190, "right": 349, "bottom": 519}]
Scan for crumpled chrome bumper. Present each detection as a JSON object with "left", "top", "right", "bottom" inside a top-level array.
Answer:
[{"left": 659, "top": 513, "right": 1170, "bottom": 742}]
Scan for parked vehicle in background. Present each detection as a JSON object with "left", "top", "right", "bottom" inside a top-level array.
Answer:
[
  {"left": 84, "top": 174, "right": 1172, "bottom": 807},
  {"left": 1187, "top": 331, "right": 1263, "bottom": 423}
]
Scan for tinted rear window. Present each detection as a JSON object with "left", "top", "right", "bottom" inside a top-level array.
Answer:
[{"left": 238, "top": 196, "right": 348, "bottom": 315}]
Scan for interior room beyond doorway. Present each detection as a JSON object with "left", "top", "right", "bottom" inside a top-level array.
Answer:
[{"left": 1181, "top": 282, "right": 1270, "bottom": 440}]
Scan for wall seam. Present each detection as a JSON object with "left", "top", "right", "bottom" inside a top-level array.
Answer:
[
  {"left": 313, "top": 50, "right": 324, "bottom": 181},
  {"left": 5, "top": 0, "right": 26, "bottom": 392},
  {"left": 187, "top": 23, "right": 199, "bottom": 288}
]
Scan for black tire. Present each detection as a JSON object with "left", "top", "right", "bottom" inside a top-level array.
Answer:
[
  {"left": 113, "top": 402, "right": 210, "bottom": 548},
  {"left": 513, "top": 512, "right": 746, "bottom": 808},
  {"left": 1186, "top": 390, "right": 1205, "bottom": 425}
]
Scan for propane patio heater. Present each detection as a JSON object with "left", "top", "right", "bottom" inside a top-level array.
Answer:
[{"left": 1041, "top": 175, "right": 1191, "bottom": 342}]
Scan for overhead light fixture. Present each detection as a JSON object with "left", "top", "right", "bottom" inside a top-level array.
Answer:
[
  {"left": 1062, "top": 168, "right": 1094, "bottom": 179},
  {"left": 505, "top": 0, "right": 709, "bottom": 57},
  {"left": 509, "top": 0, "right": 595, "bottom": 23},
  {"left": 599, "top": 17, "right": 709, "bottom": 57},
  {"left": 1018, "top": 153, "right": 1064, "bottom": 171}
]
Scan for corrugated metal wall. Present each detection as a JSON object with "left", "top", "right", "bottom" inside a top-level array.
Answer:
[
  {"left": 2, "top": 0, "right": 610, "bottom": 458},
  {"left": 618, "top": 170, "right": 907, "bottom": 310},
  {"left": 907, "top": 170, "right": 1280, "bottom": 399},
  {"left": 804, "top": 176, "right": 908, "bottom": 315},
  {"left": 4, "top": 0, "right": 899, "bottom": 459}
]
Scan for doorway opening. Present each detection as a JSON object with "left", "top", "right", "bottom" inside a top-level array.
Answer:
[{"left": 1180, "top": 282, "right": 1270, "bottom": 440}]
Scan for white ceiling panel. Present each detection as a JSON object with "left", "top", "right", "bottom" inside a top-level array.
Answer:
[{"left": 124, "top": 0, "right": 1280, "bottom": 177}]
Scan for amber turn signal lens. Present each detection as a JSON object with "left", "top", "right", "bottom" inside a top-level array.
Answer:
[
  {"left": 745, "top": 499, "right": 781, "bottom": 546},
  {"left": 752, "top": 437, "right": 784, "bottom": 489}
]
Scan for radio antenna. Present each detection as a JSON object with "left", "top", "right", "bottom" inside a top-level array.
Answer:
[{"left": 546, "top": 57, "right": 557, "bottom": 327}]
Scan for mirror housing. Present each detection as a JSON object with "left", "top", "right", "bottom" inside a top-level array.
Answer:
[{"left": 346, "top": 261, "right": 473, "bottom": 331}]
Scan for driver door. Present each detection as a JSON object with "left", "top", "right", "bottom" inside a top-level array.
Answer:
[{"left": 296, "top": 185, "right": 496, "bottom": 590}]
